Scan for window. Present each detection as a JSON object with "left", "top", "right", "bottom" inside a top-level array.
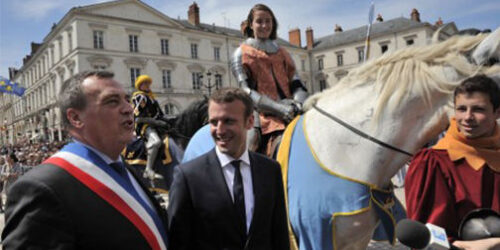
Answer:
[
  {"left": 406, "top": 39, "right": 414, "bottom": 46},
  {"left": 215, "top": 74, "right": 222, "bottom": 89},
  {"left": 337, "top": 54, "right": 343, "bottom": 66},
  {"left": 191, "top": 43, "right": 198, "bottom": 59},
  {"left": 58, "top": 39, "right": 63, "bottom": 60},
  {"left": 214, "top": 47, "right": 220, "bottom": 61},
  {"left": 50, "top": 48, "right": 54, "bottom": 66},
  {"left": 93, "top": 31, "right": 104, "bottom": 49},
  {"left": 161, "top": 39, "right": 169, "bottom": 55},
  {"left": 162, "top": 70, "right": 171, "bottom": 89},
  {"left": 68, "top": 33, "right": 73, "bottom": 51},
  {"left": 319, "top": 80, "right": 327, "bottom": 91},
  {"left": 192, "top": 72, "right": 202, "bottom": 89},
  {"left": 129, "top": 35, "right": 138, "bottom": 52},
  {"left": 52, "top": 81, "right": 56, "bottom": 98},
  {"left": 318, "top": 58, "right": 323, "bottom": 70},
  {"left": 36, "top": 63, "right": 40, "bottom": 80},
  {"left": 164, "top": 103, "right": 179, "bottom": 115},
  {"left": 357, "top": 49, "right": 364, "bottom": 63},
  {"left": 381, "top": 44, "right": 388, "bottom": 54},
  {"left": 42, "top": 57, "right": 46, "bottom": 74},
  {"left": 130, "top": 68, "right": 141, "bottom": 87},
  {"left": 93, "top": 65, "right": 107, "bottom": 71}
]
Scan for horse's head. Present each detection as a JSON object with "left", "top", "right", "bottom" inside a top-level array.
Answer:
[
  {"left": 303, "top": 27, "right": 500, "bottom": 187},
  {"left": 170, "top": 98, "right": 209, "bottom": 149},
  {"left": 411, "top": 27, "right": 500, "bottom": 149},
  {"left": 472, "top": 27, "right": 500, "bottom": 67}
]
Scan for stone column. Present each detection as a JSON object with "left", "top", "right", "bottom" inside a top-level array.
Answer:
[
  {"left": 8, "top": 125, "right": 14, "bottom": 145},
  {"left": 57, "top": 125, "right": 62, "bottom": 141},
  {"left": 56, "top": 66, "right": 66, "bottom": 96},
  {"left": 31, "top": 117, "right": 36, "bottom": 139}
]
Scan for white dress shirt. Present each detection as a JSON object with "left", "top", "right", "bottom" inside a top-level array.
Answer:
[{"left": 215, "top": 146, "right": 254, "bottom": 232}]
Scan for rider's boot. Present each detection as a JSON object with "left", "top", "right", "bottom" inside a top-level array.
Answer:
[{"left": 144, "top": 128, "right": 163, "bottom": 181}]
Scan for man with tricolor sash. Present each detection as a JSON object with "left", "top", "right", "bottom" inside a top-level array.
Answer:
[{"left": 1, "top": 71, "right": 168, "bottom": 249}]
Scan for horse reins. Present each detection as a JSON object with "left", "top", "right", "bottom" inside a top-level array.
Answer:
[{"left": 312, "top": 104, "right": 414, "bottom": 157}]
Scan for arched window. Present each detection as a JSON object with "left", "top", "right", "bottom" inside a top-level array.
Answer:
[{"left": 164, "top": 103, "right": 179, "bottom": 116}]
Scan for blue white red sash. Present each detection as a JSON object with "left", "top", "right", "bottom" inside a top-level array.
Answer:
[{"left": 44, "top": 143, "right": 167, "bottom": 250}]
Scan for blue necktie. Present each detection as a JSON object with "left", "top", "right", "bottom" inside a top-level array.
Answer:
[{"left": 109, "top": 162, "right": 130, "bottom": 182}]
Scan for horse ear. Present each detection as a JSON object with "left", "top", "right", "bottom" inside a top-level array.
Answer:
[
  {"left": 472, "top": 27, "right": 500, "bottom": 65},
  {"left": 431, "top": 23, "right": 458, "bottom": 43}
]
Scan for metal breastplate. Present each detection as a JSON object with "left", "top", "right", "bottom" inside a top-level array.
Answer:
[{"left": 243, "top": 38, "right": 279, "bottom": 54}]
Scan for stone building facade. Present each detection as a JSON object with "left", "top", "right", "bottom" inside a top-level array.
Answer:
[
  {"left": 293, "top": 9, "right": 457, "bottom": 92},
  {"left": 0, "top": 0, "right": 456, "bottom": 144},
  {"left": 1, "top": 0, "right": 307, "bottom": 144}
]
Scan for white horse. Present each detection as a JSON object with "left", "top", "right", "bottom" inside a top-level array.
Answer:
[{"left": 278, "top": 27, "right": 500, "bottom": 250}]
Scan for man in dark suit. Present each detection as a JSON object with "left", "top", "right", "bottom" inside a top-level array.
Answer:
[
  {"left": 1, "top": 71, "right": 168, "bottom": 249},
  {"left": 168, "top": 87, "right": 290, "bottom": 250}
]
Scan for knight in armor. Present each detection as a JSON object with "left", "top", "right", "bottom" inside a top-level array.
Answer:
[
  {"left": 231, "top": 4, "right": 309, "bottom": 156},
  {"left": 131, "top": 75, "right": 166, "bottom": 180}
]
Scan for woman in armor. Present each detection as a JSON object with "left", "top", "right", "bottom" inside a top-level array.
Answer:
[{"left": 231, "top": 4, "right": 308, "bottom": 155}]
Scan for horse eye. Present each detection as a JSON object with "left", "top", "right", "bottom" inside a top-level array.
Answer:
[{"left": 486, "top": 57, "right": 498, "bottom": 66}]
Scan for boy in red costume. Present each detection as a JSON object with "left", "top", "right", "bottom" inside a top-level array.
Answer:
[{"left": 405, "top": 75, "right": 500, "bottom": 248}]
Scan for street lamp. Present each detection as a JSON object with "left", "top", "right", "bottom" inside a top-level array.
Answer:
[{"left": 198, "top": 71, "right": 219, "bottom": 97}]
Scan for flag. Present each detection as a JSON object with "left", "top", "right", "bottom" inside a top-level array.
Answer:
[
  {"left": 11, "top": 82, "right": 26, "bottom": 96},
  {"left": 368, "top": 1, "right": 375, "bottom": 24},
  {"left": 0, "top": 77, "right": 11, "bottom": 94},
  {"left": 0, "top": 76, "right": 25, "bottom": 96},
  {"left": 363, "top": 2, "right": 375, "bottom": 62}
]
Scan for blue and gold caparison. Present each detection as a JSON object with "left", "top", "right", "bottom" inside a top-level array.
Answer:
[{"left": 277, "top": 115, "right": 406, "bottom": 250}]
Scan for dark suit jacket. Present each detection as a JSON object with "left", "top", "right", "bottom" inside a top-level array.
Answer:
[
  {"left": 1, "top": 163, "right": 167, "bottom": 250},
  {"left": 167, "top": 149, "right": 289, "bottom": 250}
]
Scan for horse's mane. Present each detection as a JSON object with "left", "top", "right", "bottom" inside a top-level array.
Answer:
[{"left": 304, "top": 33, "right": 500, "bottom": 120}]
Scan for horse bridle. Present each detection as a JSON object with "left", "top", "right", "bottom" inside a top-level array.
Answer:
[{"left": 312, "top": 104, "right": 414, "bottom": 157}]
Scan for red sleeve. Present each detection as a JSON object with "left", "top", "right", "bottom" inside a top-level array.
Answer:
[{"left": 404, "top": 148, "right": 460, "bottom": 240}]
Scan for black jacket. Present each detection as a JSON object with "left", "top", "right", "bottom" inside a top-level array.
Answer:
[
  {"left": 167, "top": 149, "right": 290, "bottom": 250},
  {"left": 2, "top": 162, "right": 167, "bottom": 249}
]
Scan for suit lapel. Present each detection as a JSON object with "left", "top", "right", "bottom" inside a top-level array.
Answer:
[
  {"left": 207, "top": 150, "right": 248, "bottom": 237},
  {"left": 248, "top": 152, "right": 264, "bottom": 236},
  {"left": 206, "top": 150, "right": 234, "bottom": 208}
]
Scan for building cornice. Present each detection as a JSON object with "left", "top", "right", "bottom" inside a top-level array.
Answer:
[
  {"left": 87, "top": 55, "right": 113, "bottom": 66},
  {"left": 155, "top": 59, "right": 177, "bottom": 70},
  {"left": 123, "top": 57, "right": 147, "bottom": 67},
  {"left": 186, "top": 63, "right": 205, "bottom": 72}
]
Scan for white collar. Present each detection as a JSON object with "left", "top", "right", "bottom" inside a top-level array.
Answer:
[
  {"left": 72, "top": 139, "right": 121, "bottom": 164},
  {"left": 244, "top": 38, "right": 279, "bottom": 53},
  {"left": 215, "top": 146, "right": 250, "bottom": 168}
]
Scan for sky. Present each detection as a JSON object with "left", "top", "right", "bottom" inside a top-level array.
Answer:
[{"left": 1, "top": 0, "right": 499, "bottom": 79}]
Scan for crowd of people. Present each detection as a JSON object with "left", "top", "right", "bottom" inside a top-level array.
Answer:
[
  {"left": 1, "top": 141, "right": 67, "bottom": 168},
  {"left": 0, "top": 140, "right": 67, "bottom": 211},
  {"left": 0, "top": 3, "right": 498, "bottom": 250}
]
